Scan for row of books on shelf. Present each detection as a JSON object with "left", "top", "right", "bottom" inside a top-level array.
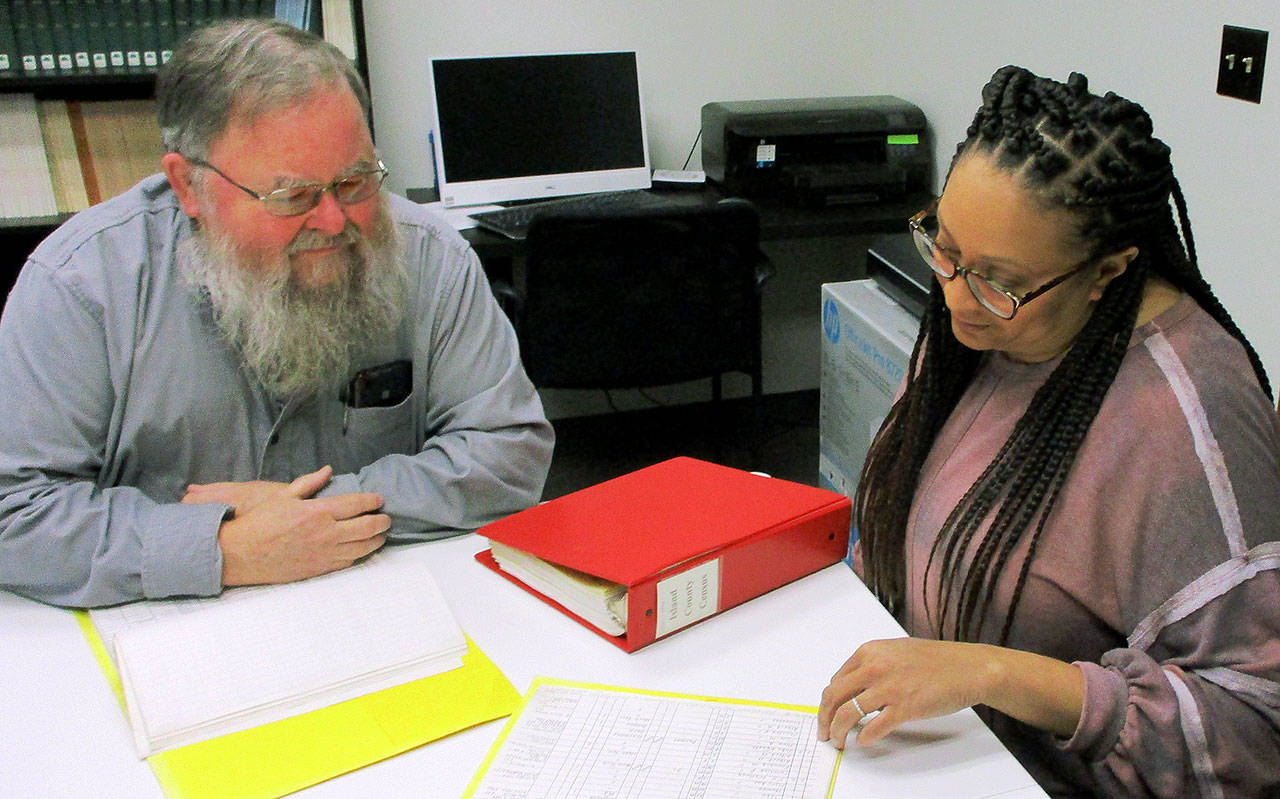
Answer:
[
  {"left": 0, "top": 92, "right": 160, "bottom": 219},
  {"left": 0, "top": 0, "right": 356, "bottom": 80}
]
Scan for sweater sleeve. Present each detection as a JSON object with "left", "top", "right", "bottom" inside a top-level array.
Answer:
[
  {"left": 1064, "top": 565, "right": 1280, "bottom": 796},
  {"left": 1056, "top": 322, "right": 1280, "bottom": 797}
]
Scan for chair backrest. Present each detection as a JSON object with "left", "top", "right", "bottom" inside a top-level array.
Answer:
[{"left": 518, "top": 199, "right": 765, "bottom": 390}]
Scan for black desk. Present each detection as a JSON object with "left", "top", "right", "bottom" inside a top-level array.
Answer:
[{"left": 460, "top": 187, "right": 930, "bottom": 267}]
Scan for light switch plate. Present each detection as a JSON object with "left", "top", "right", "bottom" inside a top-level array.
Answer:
[{"left": 1217, "top": 25, "right": 1268, "bottom": 103}]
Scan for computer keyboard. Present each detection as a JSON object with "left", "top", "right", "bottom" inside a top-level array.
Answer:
[{"left": 466, "top": 190, "right": 678, "bottom": 240}]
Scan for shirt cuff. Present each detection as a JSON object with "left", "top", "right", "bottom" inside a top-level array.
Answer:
[
  {"left": 140, "top": 500, "right": 229, "bottom": 598},
  {"left": 1058, "top": 659, "right": 1128, "bottom": 761}
]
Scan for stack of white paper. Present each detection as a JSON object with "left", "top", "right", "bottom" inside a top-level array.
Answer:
[{"left": 90, "top": 551, "right": 467, "bottom": 757}]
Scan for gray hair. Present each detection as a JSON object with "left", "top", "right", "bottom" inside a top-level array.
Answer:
[{"left": 156, "top": 18, "right": 371, "bottom": 159}]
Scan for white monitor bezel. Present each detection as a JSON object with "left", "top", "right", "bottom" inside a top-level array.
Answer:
[{"left": 428, "top": 50, "right": 652, "bottom": 209}]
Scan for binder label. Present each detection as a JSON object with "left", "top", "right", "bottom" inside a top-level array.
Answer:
[{"left": 656, "top": 559, "right": 720, "bottom": 638}]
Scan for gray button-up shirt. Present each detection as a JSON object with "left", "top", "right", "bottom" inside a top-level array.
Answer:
[{"left": 0, "top": 175, "right": 554, "bottom": 607}]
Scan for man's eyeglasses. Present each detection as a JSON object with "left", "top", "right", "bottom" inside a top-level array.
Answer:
[
  {"left": 908, "top": 206, "right": 1091, "bottom": 320},
  {"left": 185, "top": 156, "right": 389, "bottom": 217}
]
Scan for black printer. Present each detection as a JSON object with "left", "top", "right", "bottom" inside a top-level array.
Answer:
[{"left": 701, "top": 95, "right": 929, "bottom": 207}]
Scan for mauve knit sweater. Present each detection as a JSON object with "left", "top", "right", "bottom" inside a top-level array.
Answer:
[{"left": 855, "top": 293, "right": 1280, "bottom": 797}]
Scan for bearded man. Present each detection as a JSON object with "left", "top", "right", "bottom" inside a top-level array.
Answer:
[{"left": 0, "top": 19, "right": 554, "bottom": 607}]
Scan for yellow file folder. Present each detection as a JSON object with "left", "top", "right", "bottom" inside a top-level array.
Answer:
[{"left": 77, "top": 612, "right": 519, "bottom": 799}]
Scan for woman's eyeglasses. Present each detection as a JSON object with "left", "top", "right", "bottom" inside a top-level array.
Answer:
[{"left": 908, "top": 206, "right": 1091, "bottom": 320}]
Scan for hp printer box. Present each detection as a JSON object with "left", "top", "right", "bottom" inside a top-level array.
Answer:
[{"left": 819, "top": 279, "right": 919, "bottom": 559}]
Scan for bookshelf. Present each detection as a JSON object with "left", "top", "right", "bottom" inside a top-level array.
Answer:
[{"left": 0, "top": 0, "right": 369, "bottom": 308}]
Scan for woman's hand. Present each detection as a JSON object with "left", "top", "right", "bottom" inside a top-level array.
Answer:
[{"left": 818, "top": 637, "right": 1084, "bottom": 748}]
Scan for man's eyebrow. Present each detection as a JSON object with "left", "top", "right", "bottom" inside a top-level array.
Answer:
[
  {"left": 269, "top": 176, "right": 317, "bottom": 191},
  {"left": 268, "top": 159, "right": 378, "bottom": 190}
]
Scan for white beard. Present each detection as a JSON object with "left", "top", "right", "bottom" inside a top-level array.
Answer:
[{"left": 180, "top": 198, "right": 406, "bottom": 401}]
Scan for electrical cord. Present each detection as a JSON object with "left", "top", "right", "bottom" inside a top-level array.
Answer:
[
  {"left": 602, "top": 388, "right": 669, "bottom": 411},
  {"left": 680, "top": 129, "right": 702, "bottom": 170},
  {"left": 637, "top": 388, "right": 667, "bottom": 407}
]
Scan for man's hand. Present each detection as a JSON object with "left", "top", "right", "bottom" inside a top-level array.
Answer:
[
  {"left": 183, "top": 465, "right": 335, "bottom": 517},
  {"left": 187, "top": 465, "right": 391, "bottom": 586}
]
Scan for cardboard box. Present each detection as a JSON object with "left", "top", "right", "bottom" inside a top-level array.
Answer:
[{"left": 819, "top": 279, "right": 920, "bottom": 558}]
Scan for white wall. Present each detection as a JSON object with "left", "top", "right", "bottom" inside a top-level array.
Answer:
[{"left": 362, "top": 1, "right": 1280, "bottom": 399}]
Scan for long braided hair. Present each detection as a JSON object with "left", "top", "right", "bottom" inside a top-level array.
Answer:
[{"left": 855, "top": 65, "right": 1271, "bottom": 645}]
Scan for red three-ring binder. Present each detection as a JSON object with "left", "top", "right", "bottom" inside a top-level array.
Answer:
[{"left": 475, "top": 456, "right": 852, "bottom": 652}]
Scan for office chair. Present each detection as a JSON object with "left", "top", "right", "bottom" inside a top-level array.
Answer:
[{"left": 495, "top": 198, "right": 773, "bottom": 443}]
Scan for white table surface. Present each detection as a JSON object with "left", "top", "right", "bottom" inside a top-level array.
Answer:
[{"left": 1, "top": 533, "right": 1048, "bottom": 798}]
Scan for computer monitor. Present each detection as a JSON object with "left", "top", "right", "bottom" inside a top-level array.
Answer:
[{"left": 428, "top": 51, "right": 651, "bottom": 209}]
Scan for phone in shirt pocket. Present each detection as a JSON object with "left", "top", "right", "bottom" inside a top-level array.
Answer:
[
  {"left": 346, "top": 360, "right": 412, "bottom": 408},
  {"left": 340, "top": 360, "right": 417, "bottom": 464}
]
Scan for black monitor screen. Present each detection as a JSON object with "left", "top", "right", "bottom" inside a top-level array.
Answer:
[{"left": 430, "top": 52, "right": 647, "bottom": 184}]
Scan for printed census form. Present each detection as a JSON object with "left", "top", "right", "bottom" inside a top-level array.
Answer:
[{"left": 464, "top": 679, "right": 840, "bottom": 799}]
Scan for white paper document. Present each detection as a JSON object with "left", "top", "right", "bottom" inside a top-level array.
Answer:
[
  {"left": 466, "top": 681, "right": 839, "bottom": 798},
  {"left": 90, "top": 549, "right": 467, "bottom": 757}
]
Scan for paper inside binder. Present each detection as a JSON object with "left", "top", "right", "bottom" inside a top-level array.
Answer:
[{"left": 489, "top": 541, "right": 629, "bottom": 636}]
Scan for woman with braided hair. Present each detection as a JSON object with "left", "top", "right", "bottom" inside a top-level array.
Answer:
[{"left": 817, "top": 65, "right": 1280, "bottom": 796}]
